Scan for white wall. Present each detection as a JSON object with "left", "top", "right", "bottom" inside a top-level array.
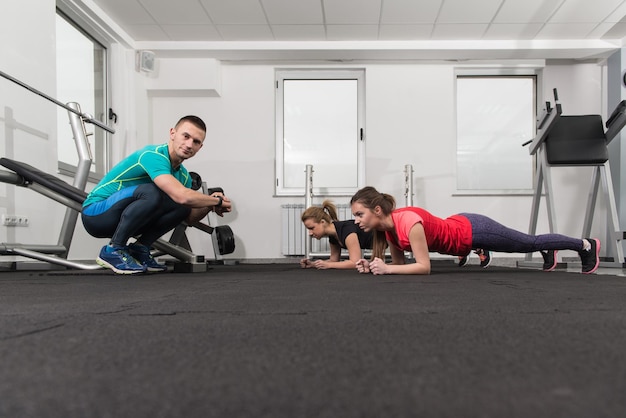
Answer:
[
  {"left": 140, "top": 61, "right": 606, "bottom": 262},
  {"left": 148, "top": 65, "right": 279, "bottom": 259},
  {"left": 0, "top": 0, "right": 69, "bottom": 258},
  {"left": 0, "top": 0, "right": 612, "bottom": 264}
]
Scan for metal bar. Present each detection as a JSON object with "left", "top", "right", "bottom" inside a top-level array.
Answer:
[
  {"left": 0, "top": 69, "right": 115, "bottom": 134},
  {"left": 582, "top": 166, "right": 601, "bottom": 238},
  {"left": 528, "top": 108, "right": 561, "bottom": 155},
  {"left": 9, "top": 248, "right": 103, "bottom": 270},
  {"left": 26, "top": 183, "right": 83, "bottom": 212},
  {"left": 203, "top": 181, "right": 224, "bottom": 261},
  {"left": 307, "top": 251, "right": 339, "bottom": 258},
  {"left": 0, "top": 243, "right": 67, "bottom": 254},
  {"left": 519, "top": 154, "right": 559, "bottom": 270},
  {"left": 57, "top": 103, "right": 93, "bottom": 255},
  {"left": 404, "top": 164, "right": 414, "bottom": 207},
  {"left": 190, "top": 221, "right": 214, "bottom": 235},
  {"left": 525, "top": 152, "right": 544, "bottom": 262},
  {"left": 600, "top": 162, "right": 625, "bottom": 264},
  {"left": 0, "top": 169, "right": 24, "bottom": 186},
  {"left": 152, "top": 238, "right": 203, "bottom": 264},
  {"left": 304, "top": 165, "right": 313, "bottom": 259},
  {"left": 542, "top": 151, "right": 557, "bottom": 234}
]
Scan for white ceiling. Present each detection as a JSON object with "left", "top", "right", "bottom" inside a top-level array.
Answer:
[{"left": 88, "top": 0, "right": 626, "bottom": 61}]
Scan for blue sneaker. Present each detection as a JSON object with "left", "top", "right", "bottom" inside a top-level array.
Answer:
[
  {"left": 97, "top": 245, "right": 146, "bottom": 274},
  {"left": 128, "top": 243, "right": 168, "bottom": 272}
]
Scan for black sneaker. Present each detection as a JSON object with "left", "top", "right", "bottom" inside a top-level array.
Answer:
[
  {"left": 475, "top": 249, "right": 491, "bottom": 268},
  {"left": 579, "top": 238, "right": 600, "bottom": 274},
  {"left": 541, "top": 250, "right": 558, "bottom": 272},
  {"left": 458, "top": 254, "right": 470, "bottom": 267}
]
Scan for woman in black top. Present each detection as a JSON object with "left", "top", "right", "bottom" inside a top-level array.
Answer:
[{"left": 300, "top": 200, "right": 375, "bottom": 270}]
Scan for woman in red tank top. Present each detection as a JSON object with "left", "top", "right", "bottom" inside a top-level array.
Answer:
[{"left": 349, "top": 187, "right": 600, "bottom": 275}]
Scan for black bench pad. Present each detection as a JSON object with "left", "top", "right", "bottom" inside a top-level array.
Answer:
[
  {"left": 0, "top": 157, "right": 223, "bottom": 207},
  {"left": 0, "top": 157, "right": 88, "bottom": 204}
]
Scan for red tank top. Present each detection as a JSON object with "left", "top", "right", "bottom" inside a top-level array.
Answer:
[{"left": 385, "top": 207, "right": 472, "bottom": 256}]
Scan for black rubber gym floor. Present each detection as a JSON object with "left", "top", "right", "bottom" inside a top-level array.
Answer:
[{"left": 2, "top": 263, "right": 626, "bottom": 418}]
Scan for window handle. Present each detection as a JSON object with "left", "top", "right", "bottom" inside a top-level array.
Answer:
[{"left": 108, "top": 108, "right": 118, "bottom": 124}]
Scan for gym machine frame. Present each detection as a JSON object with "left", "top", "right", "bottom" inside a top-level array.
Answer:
[
  {"left": 519, "top": 88, "right": 626, "bottom": 269},
  {"left": 0, "top": 67, "right": 111, "bottom": 270}
]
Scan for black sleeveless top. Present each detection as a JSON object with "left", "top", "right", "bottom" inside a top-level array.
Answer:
[{"left": 329, "top": 220, "right": 373, "bottom": 249}]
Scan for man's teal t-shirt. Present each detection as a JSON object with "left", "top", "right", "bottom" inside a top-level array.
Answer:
[{"left": 83, "top": 143, "right": 192, "bottom": 207}]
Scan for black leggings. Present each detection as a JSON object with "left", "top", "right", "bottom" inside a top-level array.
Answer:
[
  {"left": 81, "top": 183, "right": 190, "bottom": 248},
  {"left": 461, "top": 213, "right": 584, "bottom": 253}
]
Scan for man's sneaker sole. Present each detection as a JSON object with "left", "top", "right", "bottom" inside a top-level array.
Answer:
[
  {"left": 458, "top": 255, "right": 470, "bottom": 267},
  {"left": 97, "top": 257, "right": 145, "bottom": 274}
]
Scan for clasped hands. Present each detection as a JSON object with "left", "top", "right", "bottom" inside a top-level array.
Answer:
[
  {"left": 356, "top": 257, "right": 389, "bottom": 275},
  {"left": 300, "top": 258, "right": 330, "bottom": 269},
  {"left": 211, "top": 192, "right": 232, "bottom": 217}
]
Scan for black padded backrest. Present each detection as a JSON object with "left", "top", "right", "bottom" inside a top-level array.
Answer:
[
  {"left": 606, "top": 100, "right": 626, "bottom": 128},
  {"left": 0, "top": 158, "right": 88, "bottom": 204},
  {"left": 545, "top": 115, "right": 608, "bottom": 165}
]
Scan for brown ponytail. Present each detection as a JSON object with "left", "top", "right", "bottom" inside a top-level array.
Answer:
[{"left": 350, "top": 187, "right": 394, "bottom": 260}]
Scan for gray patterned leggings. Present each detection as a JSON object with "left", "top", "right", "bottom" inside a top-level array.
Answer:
[{"left": 461, "top": 213, "right": 584, "bottom": 253}]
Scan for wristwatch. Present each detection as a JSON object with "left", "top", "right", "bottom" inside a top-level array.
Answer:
[{"left": 214, "top": 195, "right": 223, "bottom": 207}]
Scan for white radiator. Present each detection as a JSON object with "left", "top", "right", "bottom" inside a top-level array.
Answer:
[{"left": 281, "top": 204, "right": 353, "bottom": 256}]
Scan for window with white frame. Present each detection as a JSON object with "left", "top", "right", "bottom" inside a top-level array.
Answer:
[
  {"left": 456, "top": 75, "right": 536, "bottom": 193},
  {"left": 275, "top": 69, "right": 365, "bottom": 196},
  {"left": 55, "top": 9, "right": 108, "bottom": 181}
]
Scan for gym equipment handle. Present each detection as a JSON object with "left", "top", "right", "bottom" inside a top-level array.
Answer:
[{"left": 0, "top": 69, "right": 115, "bottom": 134}]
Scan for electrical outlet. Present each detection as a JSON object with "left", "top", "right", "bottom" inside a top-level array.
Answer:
[{"left": 1, "top": 214, "right": 29, "bottom": 227}]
